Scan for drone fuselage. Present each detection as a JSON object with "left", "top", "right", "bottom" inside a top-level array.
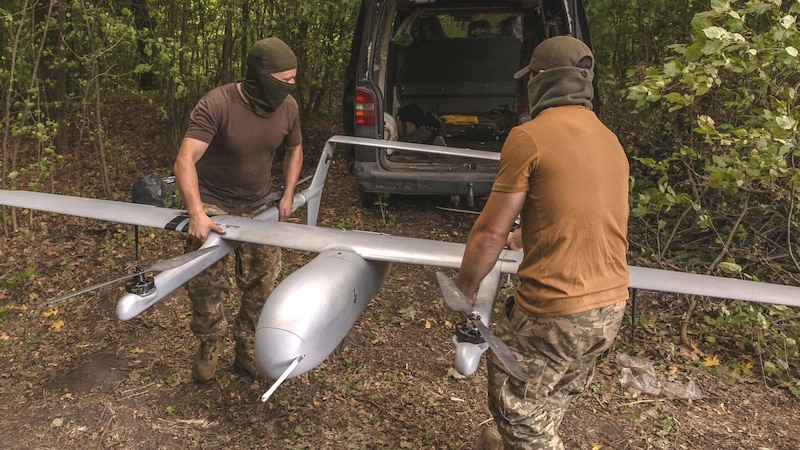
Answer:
[{"left": 254, "top": 250, "right": 391, "bottom": 379}]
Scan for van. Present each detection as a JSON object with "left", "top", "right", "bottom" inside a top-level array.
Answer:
[{"left": 343, "top": 0, "right": 594, "bottom": 206}]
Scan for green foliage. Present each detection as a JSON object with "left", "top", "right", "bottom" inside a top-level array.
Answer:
[
  {"left": 627, "top": 0, "right": 800, "bottom": 271},
  {"left": 0, "top": 0, "right": 143, "bottom": 192},
  {"left": 137, "top": 0, "right": 360, "bottom": 135},
  {"left": 657, "top": 415, "right": 676, "bottom": 435},
  {"left": 334, "top": 217, "right": 357, "bottom": 230},
  {"left": 625, "top": 0, "right": 800, "bottom": 394},
  {"left": 0, "top": 0, "right": 361, "bottom": 191},
  {"left": 585, "top": 0, "right": 705, "bottom": 80},
  {"left": 700, "top": 301, "right": 800, "bottom": 392},
  {"left": 0, "top": 267, "right": 36, "bottom": 290},
  {"left": 0, "top": 305, "right": 10, "bottom": 324}
]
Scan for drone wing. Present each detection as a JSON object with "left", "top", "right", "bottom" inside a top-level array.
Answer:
[
  {"left": 0, "top": 189, "right": 191, "bottom": 231},
  {"left": 0, "top": 189, "right": 489, "bottom": 269},
  {"left": 215, "top": 216, "right": 496, "bottom": 270},
  {"left": 2, "top": 189, "right": 800, "bottom": 307},
  {"left": 628, "top": 266, "right": 800, "bottom": 307}
]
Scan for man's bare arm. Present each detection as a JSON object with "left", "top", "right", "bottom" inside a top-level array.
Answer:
[
  {"left": 278, "top": 144, "right": 303, "bottom": 222},
  {"left": 455, "top": 191, "right": 526, "bottom": 303},
  {"left": 173, "top": 137, "right": 225, "bottom": 242}
]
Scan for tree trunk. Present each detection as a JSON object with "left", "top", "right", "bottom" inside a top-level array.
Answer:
[
  {"left": 54, "top": 1, "right": 69, "bottom": 155},
  {"left": 240, "top": 0, "right": 250, "bottom": 78},
  {"left": 81, "top": 0, "right": 112, "bottom": 197},
  {"left": 131, "top": 0, "right": 156, "bottom": 90},
  {"left": 217, "top": 9, "right": 234, "bottom": 85}
]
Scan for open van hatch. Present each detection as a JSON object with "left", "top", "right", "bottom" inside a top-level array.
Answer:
[
  {"left": 343, "top": 0, "right": 594, "bottom": 204},
  {"left": 382, "top": 7, "right": 524, "bottom": 168}
]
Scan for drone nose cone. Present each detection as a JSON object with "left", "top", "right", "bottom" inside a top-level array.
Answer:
[{"left": 254, "top": 327, "right": 306, "bottom": 380}]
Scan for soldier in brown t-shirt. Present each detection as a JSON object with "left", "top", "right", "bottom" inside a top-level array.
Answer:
[
  {"left": 174, "top": 37, "right": 303, "bottom": 383},
  {"left": 455, "top": 36, "right": 629, "bottom": 449}
]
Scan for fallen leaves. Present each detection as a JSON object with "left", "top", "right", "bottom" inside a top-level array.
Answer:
[{"left": 703, "top": 355, "right": 721, "bottom": 367}]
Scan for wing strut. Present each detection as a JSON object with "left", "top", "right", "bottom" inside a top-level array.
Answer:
[{"left": 630, "top": 288, "right": 637, "bottom": 340}]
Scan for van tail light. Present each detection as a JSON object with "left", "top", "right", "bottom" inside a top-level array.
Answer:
[{"left": 355, "top": 87, "right": 377, "bottom": 127}]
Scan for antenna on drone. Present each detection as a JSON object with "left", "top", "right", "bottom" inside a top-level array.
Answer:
[{"left": 261, "top": 355, "right": 305, "bottom": 402}]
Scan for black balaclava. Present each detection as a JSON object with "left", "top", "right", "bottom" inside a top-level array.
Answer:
[
  {"left": 513, "top": 36, "right": 595, "bottom": 118},
  {"left": 241, "top": 37, "right": 297, "bottom": 118}
]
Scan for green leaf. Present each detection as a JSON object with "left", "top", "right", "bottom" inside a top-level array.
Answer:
[
  {"left": 703, "top": 26, "right": 727, "bottom": 40},
  {"left": 718, "top": 261, "right": 742, "bottom": 274}
]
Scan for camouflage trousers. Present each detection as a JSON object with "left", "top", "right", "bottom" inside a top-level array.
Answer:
[
  {"left": 485, "top": 299, "right": 626, "bottom": 449},
  {"left": 186, "top": 203, "right": 281, "bottom": 346}
]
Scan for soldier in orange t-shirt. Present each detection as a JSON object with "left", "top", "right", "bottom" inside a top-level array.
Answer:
[{"left": 455, "top": 36, "right": 629, "bottom": 449}]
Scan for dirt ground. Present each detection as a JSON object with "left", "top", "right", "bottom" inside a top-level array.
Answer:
[{"left": 1, "top": 101, "right": 800, "bottom": 449}]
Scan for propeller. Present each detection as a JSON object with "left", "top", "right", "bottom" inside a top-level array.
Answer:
[
  {"left": 43, "top": 245, "right": 219, "bottom": 305},
  {"left": 435, "top": 271, "right": 528, "bottom": 382}
]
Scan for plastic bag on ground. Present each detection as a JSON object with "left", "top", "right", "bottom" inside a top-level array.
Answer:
[{"left": 616, "top": 353, "right": 703, "bottom": 400}]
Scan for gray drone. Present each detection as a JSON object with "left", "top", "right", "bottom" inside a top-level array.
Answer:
[{"left": 2, "top": 136, "right": 799, "bottom": 401}]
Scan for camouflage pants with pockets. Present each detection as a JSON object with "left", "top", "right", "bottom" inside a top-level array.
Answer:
[
  {"left": 186, "top": 203, "right": 281, "bottom": 347},
  {"left": 486, "top": 298, "right": 626, "bottom": 449}
]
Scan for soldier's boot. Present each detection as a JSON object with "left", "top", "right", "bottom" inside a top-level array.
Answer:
[
  {"left": 476, "top": 426, "right": 504, "bottom": 450},
  {"left": 234, "top": 339, "right": 267, "bottom": 381},
  {"left": 192, "top": 339, "right": 220, "bottom": 383}
]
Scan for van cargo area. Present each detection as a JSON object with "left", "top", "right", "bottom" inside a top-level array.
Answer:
[{"left": 343, "top": 0, "right": 593, "bottom": 206}]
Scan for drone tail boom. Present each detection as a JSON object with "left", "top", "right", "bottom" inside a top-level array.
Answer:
[{"left": 115, "top": 235, "right": 235, "bottom": 320}]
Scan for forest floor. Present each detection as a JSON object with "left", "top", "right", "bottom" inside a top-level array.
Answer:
[{"left": 1, "top": 98, "right": 799, "bottom": 449}]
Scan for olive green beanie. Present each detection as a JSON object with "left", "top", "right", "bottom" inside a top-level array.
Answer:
[{"left": 241, "top": 37, "right": 297, "bottom": 118}]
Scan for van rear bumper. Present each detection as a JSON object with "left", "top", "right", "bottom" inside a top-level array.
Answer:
[{"left": 353, "top": 161, "right": 495, "bottom": 197}]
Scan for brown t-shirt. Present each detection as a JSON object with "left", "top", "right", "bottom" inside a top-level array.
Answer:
[
  {"left": 493, "top": 105, "right": 630, "bottom": 317},
  {"left": 184, "top": 82, "right": 302, "bottom": 214}
]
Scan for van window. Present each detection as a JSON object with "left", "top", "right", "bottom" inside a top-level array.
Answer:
[{"left": 392, "top": 10, "right": 523, "bottom": 43}]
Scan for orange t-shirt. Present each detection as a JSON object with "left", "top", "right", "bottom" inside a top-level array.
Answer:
[{"left": 493, "top": 106, "right": 630, "bottom": 317}]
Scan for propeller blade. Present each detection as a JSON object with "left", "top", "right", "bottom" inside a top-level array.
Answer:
[
  {"left": 43, "top": 273, "right": 135, "bottom": 305},
  {"left": 42, "top": 245, "right": 219, "bottom": 305},
  {"left": 435, "top": 271, "right": 473, "bottom": 313},
  {"left": 470, "top": 318, "right": 528, "bottom": 382}
]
